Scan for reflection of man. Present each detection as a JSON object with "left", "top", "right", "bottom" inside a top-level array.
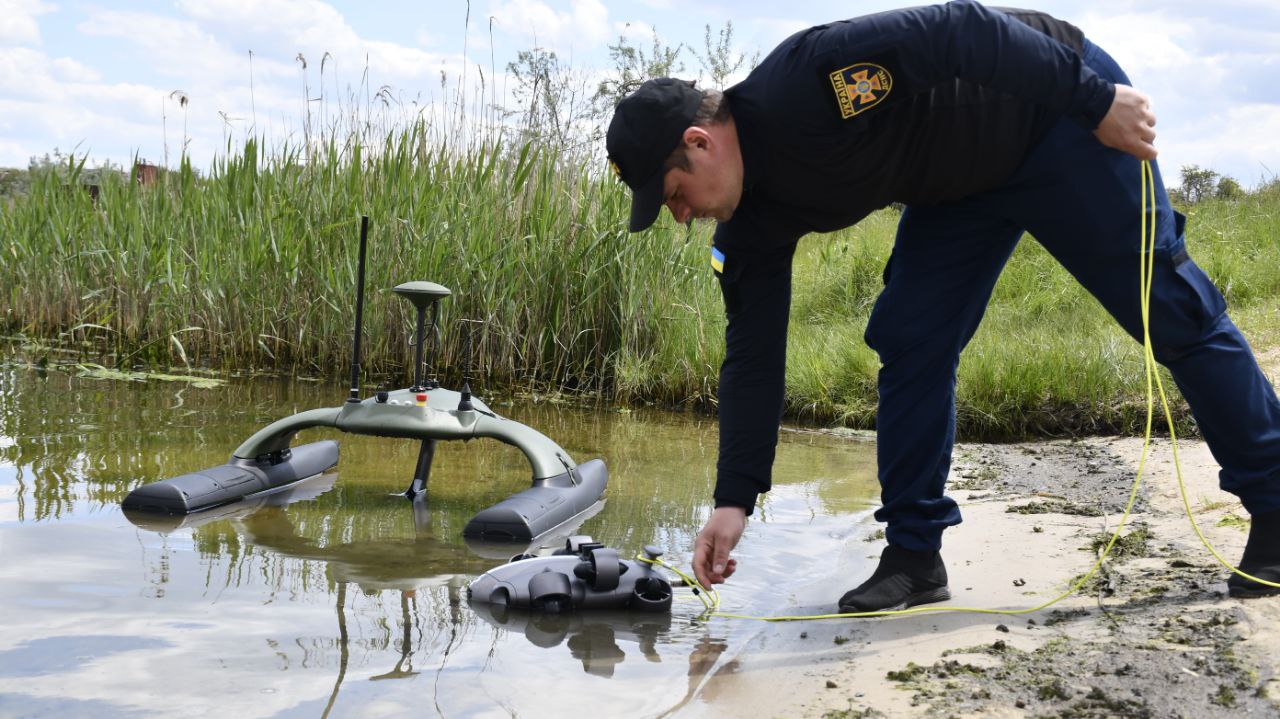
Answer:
[
  {"left": 566, "top": 623, "right": 627, "bottom": 678},
  {"left": 606, "top": 0, "right": 1280, "bottom": 611}
]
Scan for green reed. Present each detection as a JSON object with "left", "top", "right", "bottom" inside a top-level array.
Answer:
[
  {"left": 2, "top": 132, "right": 1277, "bottom": 438},
  {"left": 0, "top": 128, "right": 719, "bottom": 397}
]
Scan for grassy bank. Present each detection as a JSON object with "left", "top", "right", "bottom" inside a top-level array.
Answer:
[
  {"left": 3, "top": 141, "right": 1278, "bottom": 439},
  {"left": 786, "top": 184, "right": 1280, "bottom": 437}
]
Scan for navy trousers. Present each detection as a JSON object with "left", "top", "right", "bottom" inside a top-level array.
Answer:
[{"left": 865, "top": 41, "right": 1280, "bottom": 553}]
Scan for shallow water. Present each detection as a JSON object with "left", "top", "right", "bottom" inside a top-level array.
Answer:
[{"left": 0, "top": 365, "right": 878, "bottom": 718}]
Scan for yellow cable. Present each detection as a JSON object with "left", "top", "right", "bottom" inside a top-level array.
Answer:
[
  {"left": 1140, "top": 162, "right": 1280, "bottom": 589},
  {"left": 662, "top": 159, "right": 1273, "bottom": 623},
  {"left": 637, "top": 555, "right": 722, "bottom": 612}
]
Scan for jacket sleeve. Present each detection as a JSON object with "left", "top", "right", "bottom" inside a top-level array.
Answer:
[
  {"left": 712, "top": 230, "right": 800, "bottom": 515},
  {"left": 831, "top": 0, "right": 1114, "bottom": 128}
]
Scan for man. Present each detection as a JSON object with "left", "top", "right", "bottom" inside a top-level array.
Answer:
[{"left": 606, "top": 0, "right": 1280, "bottom": 612}]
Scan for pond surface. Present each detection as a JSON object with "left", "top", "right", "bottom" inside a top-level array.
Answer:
[{"left": 0, "top": 365, "right": 879, "bottom": 718}]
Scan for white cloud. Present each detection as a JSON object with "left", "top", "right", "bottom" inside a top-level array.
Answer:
[
  {"left": 1163, "top": 103, "right": 1280, "bottom": 185},
  {"left": 28, "top": 2, "right": 476, "bottom": 172},
  {"left": 50, "top": 56, "right": 101, "bottom": 83},
  {"left": 78, "top": 9, "right": 271, "bottom": 83},
  {"left": 1, "top": 0, "right": 1277, "bottom": 187},
  {"left": 0, "top": 47, "right": 109, "bottom": 105},
  {"left": 0, "top": 47, "right": 56, "bottom": 101},
  {"left": 0, "top": 139, "right": 31, "bottom": 165},
  {"left": 488, "top": 0, "right": 610, "bottom": 53},
  {"left": 173, "top": 1, "right": 464, "bottom": 94},
  {"left": 173, "top": 0, "right": 461, "bottom": 82},
  {"left": 416, "top": 24, "right": 444, "bottom": 49},
  {"left": 612, "top": 20, "right": 657, "bottom": 44},
  {"left": 1076, "top": 12, "right": 1198, "bottom": 78},
  {"left": 0, "top": 93, "right": 161, "bottom": 167},
  {"left": 177, "top": 0, "right": 359, "bottom": 53},
  {"left": 0, "top": 0, "right": 54, "bottom": 47}
]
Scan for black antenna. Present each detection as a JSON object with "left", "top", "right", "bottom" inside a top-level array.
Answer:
[
  {"left": 426, "top": 300, "right": 440, "bottom": 389},
  {"left": 347, "top": 215, "right": 369, "bottom": 403},
  {"left": 458, "top": 319, "right": 474, "bottom": 411}
]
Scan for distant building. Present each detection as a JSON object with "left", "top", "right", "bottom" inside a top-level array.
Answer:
[{"left": 134, "top": 161, "right": 159, "bottom": 186}]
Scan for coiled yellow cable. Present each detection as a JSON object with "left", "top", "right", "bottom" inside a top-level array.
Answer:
[{"left": 1141, "top": 161, "right": 1279, "bottom": 590}]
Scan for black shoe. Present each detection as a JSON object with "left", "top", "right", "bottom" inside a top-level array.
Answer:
[
  {"left": 839, "top": 544, "right": 951, "bottom": 612},
  {"left": 1228, "top": 508, "right": 1280, "bottom": 599}
]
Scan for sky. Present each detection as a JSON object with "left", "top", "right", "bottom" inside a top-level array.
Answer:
[{"left": 2, "top": 0, "right": 1279, "bottom": 188}]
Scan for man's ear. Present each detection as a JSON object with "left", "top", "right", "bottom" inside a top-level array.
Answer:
[{"left": 682, "top": 126, "right": 711, "bottom": 150}]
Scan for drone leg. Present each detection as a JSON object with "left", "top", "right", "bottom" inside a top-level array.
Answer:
[
  {"left": 404, "top": 439, "right": 437, "bottom": 499},
  {"left": 410, "top": 493, "right": 432, "bottom": 535}
]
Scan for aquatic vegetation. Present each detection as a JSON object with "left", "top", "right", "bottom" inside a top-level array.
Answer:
[{"left": 76, "top": 363, "right": 226, "bottom": 389}]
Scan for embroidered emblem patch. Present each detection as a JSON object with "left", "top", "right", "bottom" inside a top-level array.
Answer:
[
  {"left": 829, "top": 62, "right": 892, "bottom": 119},
  {"left": 710, "top": 246, "right": 725, "bottom": 274}
]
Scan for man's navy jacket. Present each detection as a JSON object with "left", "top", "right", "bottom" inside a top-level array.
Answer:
[{"left": 712, "top": 0, "right": 1115, "bottom": 512}]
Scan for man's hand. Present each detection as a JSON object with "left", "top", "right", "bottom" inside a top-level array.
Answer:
[
  {"left": 1094, "top": 84, "right": 1158, "bottom": 160},
  {"left": 693, "top": 506, "right": 746, "bottom": 589}
]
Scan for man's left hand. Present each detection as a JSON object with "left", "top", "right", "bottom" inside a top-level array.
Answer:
[{"left": 1094, "top": 84, "right": 1157, "bottom": 160}]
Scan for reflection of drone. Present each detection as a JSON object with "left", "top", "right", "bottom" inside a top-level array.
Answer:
[
  {"left": 122, "top": 472, "right": 604, "bottom": 593},
  {"left": 122, "top": 217, "right": 607, "bottom": 541},
  {"left": 470, "top": 602, "right": 674, "bottom": 678}
]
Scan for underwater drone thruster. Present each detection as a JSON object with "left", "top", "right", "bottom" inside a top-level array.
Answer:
[
  {"left": 122, "top": 216, "right": 608, "bottom": 541},
  {"left": 468, "top": 536, "right": 673, "bottom": 613}
]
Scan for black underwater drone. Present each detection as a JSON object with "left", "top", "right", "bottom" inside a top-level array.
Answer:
[
  {"left": 122, "top": 216, "right": 608, "bottom": 541},
  {"left": 467, "top": 535, "right": 674, "bottom": 613}
]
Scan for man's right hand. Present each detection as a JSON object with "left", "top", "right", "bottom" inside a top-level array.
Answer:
[{"left": 693, "top": 506, "right": 746, "bottom": 589}]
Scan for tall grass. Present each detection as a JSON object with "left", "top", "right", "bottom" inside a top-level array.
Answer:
[
  {"left": 0, "top": 129, "right": 720, "bottom": 397},
  {"left": 3, "top": 130, "right": 1278, "bottom": 438},
  {"left": 783, "top": 181, "right": 1280, "bottom": 438}
]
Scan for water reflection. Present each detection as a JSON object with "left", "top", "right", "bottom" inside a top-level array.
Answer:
[
  {"left": 0, "top": 635, "right": 172, "bottom": 679},
  {"left": 0, "top": 364, "right": 879, "bottom": 717},
  {"left": 472, "top": 606, "right": 673, "bottom": 678},
  {"left": 124, "top": 474, "right": 503, "bottom": 592}
]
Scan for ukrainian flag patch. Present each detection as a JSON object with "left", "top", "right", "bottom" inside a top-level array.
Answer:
[{"left": 710, "top": 246, "right": 725, "bottom": 274}]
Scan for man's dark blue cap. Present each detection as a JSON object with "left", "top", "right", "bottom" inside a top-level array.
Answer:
[{"left": 606, "top": 78, "right": 702, "bottom": 232}]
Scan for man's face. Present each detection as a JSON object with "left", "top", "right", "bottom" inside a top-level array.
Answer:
[{"left": 661, "top": 126, "right": 743, "bottom": 225}]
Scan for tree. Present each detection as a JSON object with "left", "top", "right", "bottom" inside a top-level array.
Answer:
[
  {"left": 507, "top": 47, "right": 598, "bottom": 149},
  {"left": 1216, "top": 175, "right": 1242, "bottom": 200},
  {"left": 593, "top": 27, "right": 685, "bottom": 111},
  {"left": 692, "top": 21, "right": 759, "bottom": 89},
  {"left": 1179, "top": 164, "right": 1219, "bottom": 204}
]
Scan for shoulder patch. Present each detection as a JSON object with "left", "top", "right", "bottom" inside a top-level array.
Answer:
[
  {"left": 710, "top": 245, "right": 725, "bottom": 274},
  {"left": 828, "top": 62, "right": 892, "bottom": 119}
]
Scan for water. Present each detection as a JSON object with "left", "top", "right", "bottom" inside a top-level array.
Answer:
[{"left": 0, "top": 365, "right": 879, "bottom": 718}]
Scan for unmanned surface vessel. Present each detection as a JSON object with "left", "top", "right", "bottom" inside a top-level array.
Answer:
[{"left": 122, "top": 217, "right": 608, "bottom": 541}]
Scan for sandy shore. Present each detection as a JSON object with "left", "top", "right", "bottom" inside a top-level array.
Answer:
[{"left": 693, "top": 436, "right": 1280, "bottom": 718}]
